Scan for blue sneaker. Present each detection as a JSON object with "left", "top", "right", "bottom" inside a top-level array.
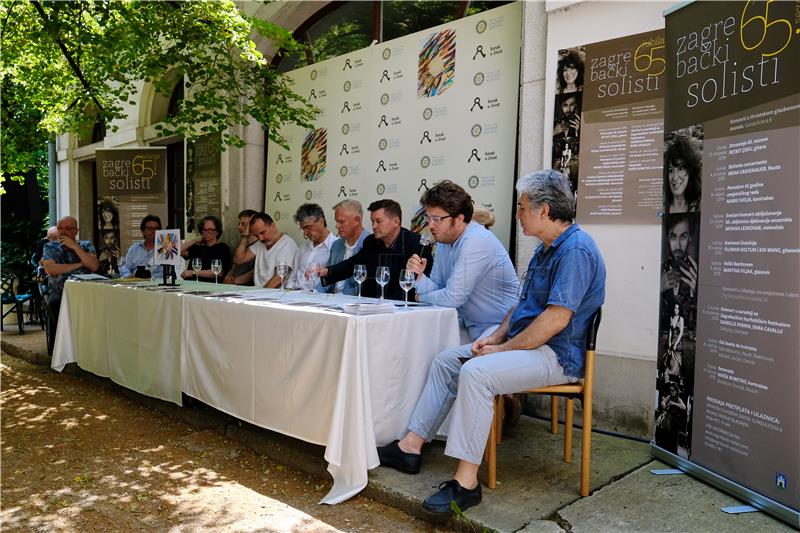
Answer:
[{"left": 422, "top": 479, "right": 482, "bottom": 517}]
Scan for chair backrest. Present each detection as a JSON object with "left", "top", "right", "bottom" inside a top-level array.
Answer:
[
  {"left": 586, "top": 308, "right": 602, "bottom": 351},
  {"left": 1, "top": 272, "right": 18, "bottom": 303}
]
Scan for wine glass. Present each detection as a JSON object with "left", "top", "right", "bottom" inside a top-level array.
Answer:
[
  {"left": 211, "top": 259, "right": 222, "bottom": 284},
  {"left": 376, "top": 266, "right": 390, "bottom": 300},
  {"left": 276, "top": 262, "right": 291, "bottom": 290},
  {"left": 191, "top": 257, "right": 202, "bottom": 281},
  {"left": 399, "top": 269, "right": 415, "bottom": 307},
  {"left": 353, "top": 264, "right": 367, "bottom": 298},
  {"left": 306, "top": 262, "right": 320, "bottom": 293}
]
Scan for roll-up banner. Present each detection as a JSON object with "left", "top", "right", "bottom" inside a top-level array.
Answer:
[
  {"left": 655, "top": 1, "right": 799, "bottom": 526},
  {"left": 551, "top": 29, "right": 666, "bottom": 223},
  {"left": 95, "top": 148, "right": 168, "bottom": 276},
  {"left": 265, "top": 2, "right": 522, "bottom": 248}
]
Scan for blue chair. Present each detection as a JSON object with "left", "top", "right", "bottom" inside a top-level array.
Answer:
[{"left": 1, "top": 271, "right": 34, "bottom": 334}]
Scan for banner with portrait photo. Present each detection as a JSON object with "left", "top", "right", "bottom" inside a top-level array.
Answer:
[
  {"left": 96, "top": 148, "right": 168, "bottom": 276},
  {"left": 656, "top": 1, "right": 799, "bottom": 526},
  {"left": 551, "top": 29, "right": 667, "bottom": 223},
  {"left": 265, "top": 2, "right": 522, "bottom": 248}
]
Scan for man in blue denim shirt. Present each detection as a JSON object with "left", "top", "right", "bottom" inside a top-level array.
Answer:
[
  {"left": 42, "top": 216, "right": 99, "bottom": 354},
  {"left": 377, "top": 170, "right": 606, "bottom": 517}
]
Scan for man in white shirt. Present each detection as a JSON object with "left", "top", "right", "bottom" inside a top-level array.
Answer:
[
  {"left": 233, "top": 212, "right": 298, "bottom": 288},
  {"left": 288, "top": 203, "right": 336, "bottom": 290},
  {"left": 322, "top": 199, "right": 370, "bottom": 295}
]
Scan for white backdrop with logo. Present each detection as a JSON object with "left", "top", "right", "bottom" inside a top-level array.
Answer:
[{"left": 266, "top": 2, "right": 522, "bottom": 248}]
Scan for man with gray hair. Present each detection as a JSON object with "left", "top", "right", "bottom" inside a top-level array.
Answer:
[
  {"left": 42, "top": 216, "right": 100, "bottom": 354},
  {"left": 322, "top": 199, "right": 370, "bottom": 295},
  {"left": 377, "top": 170, "right": 606, "bottom": 517},
  {"left": 288, "top": 203, "right": 336, "bottom": 290}
]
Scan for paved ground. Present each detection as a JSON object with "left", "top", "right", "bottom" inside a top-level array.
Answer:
[{"left": 2, "top": 328, "right": 796, "bottom": 532}]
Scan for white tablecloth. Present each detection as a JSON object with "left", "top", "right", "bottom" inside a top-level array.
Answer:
[
  {"left": 52, "top": 282, "right": 460, "bottom": 504},
  {"left": 181, "top": 291, "right": 459, "bottom": 503},
  {"left": 52, "top": 280, "right": 185, "bottom": 405}
]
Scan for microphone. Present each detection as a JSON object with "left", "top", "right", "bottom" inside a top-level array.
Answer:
[{"left": 418, "top": 234, "right": 432, "bottom": 257}]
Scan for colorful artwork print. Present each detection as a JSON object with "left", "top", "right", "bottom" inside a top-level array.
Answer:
[
  {"left": 418, "top": 29, "right": 456, "bottom": 98},
  {"left": 301, "top": 128, "right": 327, "bottom": 182},
  {"left": 155, "top": 229, "right": 182, "bottom": 265}
]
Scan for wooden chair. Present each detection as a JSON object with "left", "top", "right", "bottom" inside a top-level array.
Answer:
[
  {"left": 484, "top": 308, "right": 602, "bottom": 496},
  {"left": 1, "top": 272, "right": 34, "bottom": 335}
]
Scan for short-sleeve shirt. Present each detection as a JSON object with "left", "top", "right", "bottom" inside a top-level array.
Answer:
[
  {"left": 42, "top": 240, "right": 97, "bottom": 297},
  {"left": 508, "top": 224, "right": 605, "bottom": 378},
  {"left": 252, "top": 235, "right": 299, "bottom": 288}
]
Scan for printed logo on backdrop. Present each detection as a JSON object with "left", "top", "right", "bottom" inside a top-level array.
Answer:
[
  {"left": 378, "top": 138, "right": 388, "bottom": 151},
  {"left": 418, "top": 29, "right": 456, "bottom": 98},
  {"left": 473, "top": 45, "right": 486, "bottom": 60},
  {"left": 310, "top": 69, "right": 318, "bottom": 80},
  {"left": 305, "top": 190, "right": 312, "bottom": 200},
  {"left": 383, "top": 48, "right": 391, "bottom": 60},
  {"left": 376, "top": 183, "right": 386, "bottom": 195},
  {"left": 276, "top": 173, "right": 283, "bottom": 184},
  {"left": 381, "top": 93, "right": 390, "bottom": 105},
  {"left": 471, "top": 124, "right": 482, "bottom": 137},
  {"left": 423, "top": 107, "right": 433, "bottom": 120},
  {"left": 420, "top": 156, "right": 431, "bottom": 169},
  {"left": 301, "top": 128, "right": 327, "bottom": 181},
  {"left": 341, "top": 123, "right": 350, "bottom": 135},
  {"left": 343, "top": 81, "right": 352, "bottom": 92},
  {"left": 468, "top": 175, "right": 479, "bottom": 189},
  {"left": 476, "top": 19, "right": 487, "bottom": 34},
  {"left": 274, "top": 212, "right": 281, "bottom": 221},
  {"left": 340, "top": 166, "right": 348, "bottom": 177},
  {"left": 473, "top": 72, "right": 485, "bottom": 86}
]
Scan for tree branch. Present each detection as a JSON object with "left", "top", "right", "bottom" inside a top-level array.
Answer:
[{"left": 30, "top": 0, "right": 105, "bottom": 113}]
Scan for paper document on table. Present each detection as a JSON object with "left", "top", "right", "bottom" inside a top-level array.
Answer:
[
  {"left": 71, "top": 274, "right": 109, "bottom": 281},
  {"left": 342, "top": 302, "right": 396, "bottom": 315}
]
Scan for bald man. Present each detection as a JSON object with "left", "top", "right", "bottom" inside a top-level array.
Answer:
[{"left": 42, "top": 216, "right": 99, "bottom": 354}]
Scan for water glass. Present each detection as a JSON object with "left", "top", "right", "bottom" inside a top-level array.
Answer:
[
  {"left": 211, "top": 259, "right": 222, "bottom": 284},
  {"left": 376, "top": 266, "right": 390, "bottom": 300},
  {"left": 276, "top": 262, "right": 291, "bottom": 290},
  {"left": 399, "top": 269, "right": 415, "bottom": 307},
  {"left": 191, "top": 258, "right": 202, "bottom": 281},
  {"left": 353, "top": 264, "right": 367, "bottom": 298}
]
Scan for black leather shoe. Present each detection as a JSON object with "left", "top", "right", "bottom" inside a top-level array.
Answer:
[
  {"left": 422, "top": 479, "right": 482, "bottom": 517},
  {"left": 377, "top": 440, "right": 421, "bottom": 474}
]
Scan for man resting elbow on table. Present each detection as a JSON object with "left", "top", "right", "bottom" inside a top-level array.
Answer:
[
  {"left": 377, "top": 170, "right": 606, "bottom": 518},
  {"left": 234, "top": 212, "right": 298, "bottom": 289}
]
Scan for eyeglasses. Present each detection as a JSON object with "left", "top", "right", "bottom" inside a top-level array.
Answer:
[
  {"left": 423, "top": 214, "right": 452, "bottom": 224},
  {"left": 202, "top": 227, "right": 217, "bottom": 233},
  {"left": 143, "top": 226, "right": 160, "bottom": 231},
  {"left": 301, "top": 218, "right": 320, "bottom": 232},
  {"left": 58, "top": 226, "right": 77, "bottom": 231}
]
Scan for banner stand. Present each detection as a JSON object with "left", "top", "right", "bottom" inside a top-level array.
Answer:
[{"left": 651, "top": 445, "right": 800, "bottom": 527}]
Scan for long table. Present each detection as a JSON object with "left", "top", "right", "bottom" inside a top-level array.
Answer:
[{"left": 52, "top": 280, "right": 460, "bottom": 503}]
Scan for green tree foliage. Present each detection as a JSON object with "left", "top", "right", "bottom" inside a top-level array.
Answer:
[{"left": 0, "top": 0, "right": 317, "bottom": 191}]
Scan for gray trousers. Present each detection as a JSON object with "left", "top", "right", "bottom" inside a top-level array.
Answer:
[{"left": 408, "top": 342, "right": 576, "bottom": 465}]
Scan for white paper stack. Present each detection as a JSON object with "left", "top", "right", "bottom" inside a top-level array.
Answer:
[{"left": 342, "top": 302, "right": 396, "bottom": 315}]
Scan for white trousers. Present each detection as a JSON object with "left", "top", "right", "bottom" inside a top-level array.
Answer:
[{"left": 408, "top": 342, "right": 575, "bottom": 465}]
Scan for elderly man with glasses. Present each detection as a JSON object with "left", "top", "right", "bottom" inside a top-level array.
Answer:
[
  {"left": 42, "top": 216, "right": 100, "bottom": 354},
  {"left": 287, "top": 203, "right": 336, "bottom": 290},
  {"left": 377, "top": 170, "right": 606, "bottom": 517},
  {"left": 119, "top": 214, "right": 164, "bottom": 279}
]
